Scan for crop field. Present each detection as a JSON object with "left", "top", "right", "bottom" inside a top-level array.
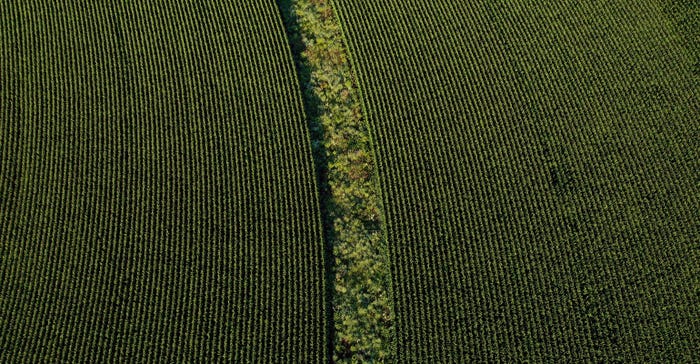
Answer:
[
  {"left": 1, "top": 0, "right": 698, "bottom": 362},
  {"left": 332, "top": 0, "right": 699, "bottom": 361},
  {"left": 0, "top": 1, "right": 326, "bottom": 362}
]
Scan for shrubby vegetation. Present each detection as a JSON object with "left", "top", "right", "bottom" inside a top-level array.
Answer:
[{"left": 279, "top": 0, "right": 395, "bottom": 361}]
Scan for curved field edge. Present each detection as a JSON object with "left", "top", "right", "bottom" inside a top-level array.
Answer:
[
  {"left": 277, "top": 0, "right": 396, "bottom": 361},
  {"left": 0, "top": 2, "right": 327, "bottom": 361},
  {"left": 331, "top": 0, "right": 699, "bottom": 361}
]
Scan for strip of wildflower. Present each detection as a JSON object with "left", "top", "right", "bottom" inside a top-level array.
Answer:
[{"left": 279, "top": 0, "right": 395, "bottom": 361}]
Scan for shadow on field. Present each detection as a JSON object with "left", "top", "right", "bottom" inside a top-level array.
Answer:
[{"left": 276, "top": 1, "right": 336, "bottom": 361}]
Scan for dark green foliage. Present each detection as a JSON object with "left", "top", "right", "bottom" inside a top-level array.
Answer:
[
  {"left": 663, "top": 0, "right": 699, "bottom": 75},
  {"left": 332, "top": 0, "right": 700, "bottom": 361},
  {"left": 1, "top": 0, "right": 698, "bottom": 361},
  {"left": 0, "top": 1, "right": 326, "bottom": 361}
]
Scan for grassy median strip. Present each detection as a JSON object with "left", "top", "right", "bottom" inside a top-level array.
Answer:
[{"left": 278, "top": 0, "right": 395, "bottom": 361}]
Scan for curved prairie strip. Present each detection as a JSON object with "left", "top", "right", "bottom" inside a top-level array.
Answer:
[
  {"left": 0, "top": 1, "right": 326, "bottom": 361},
  {"left": 278, "top": 0, "right": 395, "bottom": 361}
]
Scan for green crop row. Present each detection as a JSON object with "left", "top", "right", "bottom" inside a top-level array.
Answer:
[
  {"left": 332, "top": 0, "right": 699, "bottom": 361},
  {"left": 1, "top": 0, "right": 698, "bottom": 362},
  {"left": 0, "top": 1, "right": 326, "bottom": 362}
]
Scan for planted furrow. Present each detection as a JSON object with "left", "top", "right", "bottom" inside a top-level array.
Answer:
[
  {"left": 333, "top": 0, "right": 699, "bottom": 361},
  {"left": 0, "top": 1, "right": 326, "bottom": 361}
]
